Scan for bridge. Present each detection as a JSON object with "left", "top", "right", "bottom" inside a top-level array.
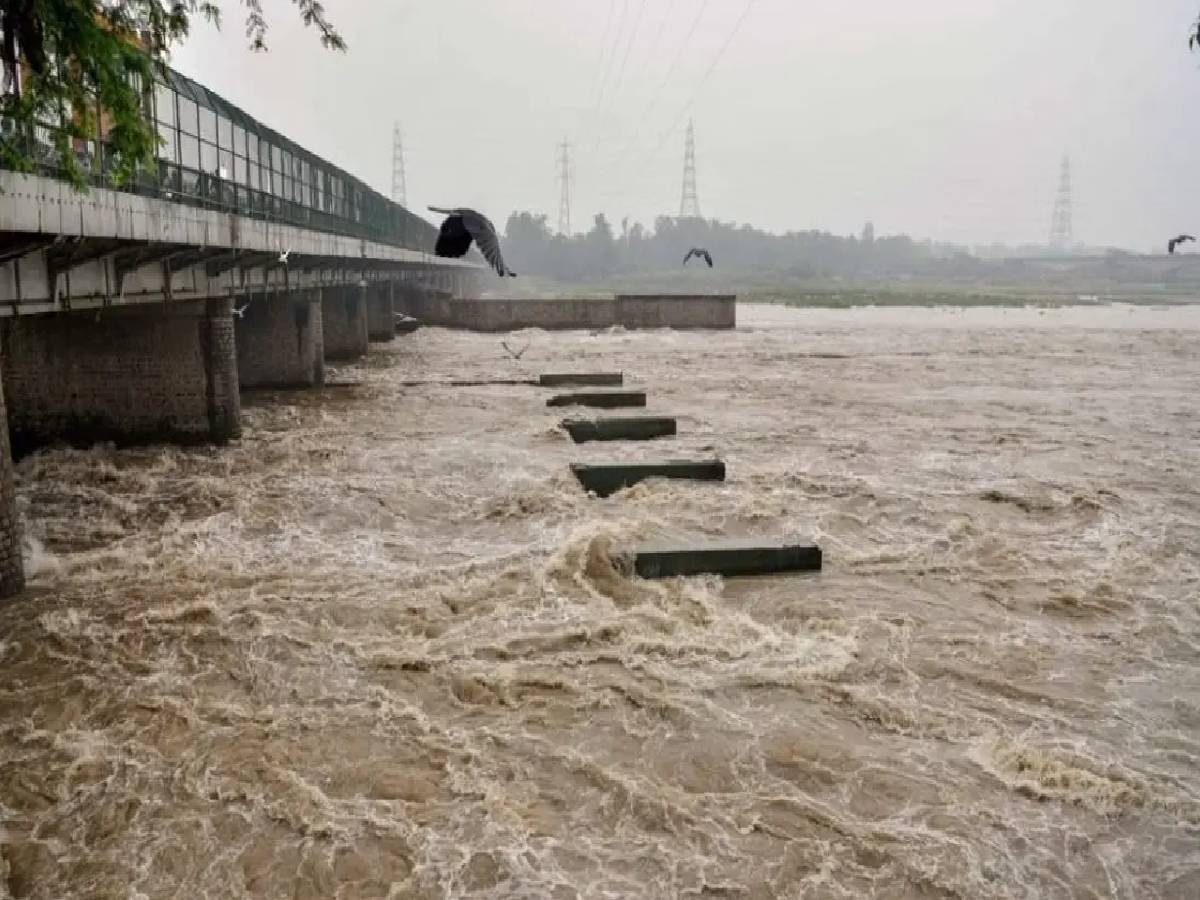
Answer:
[{"left": 0, "top": 65, "right": 484, "bottom": 598}]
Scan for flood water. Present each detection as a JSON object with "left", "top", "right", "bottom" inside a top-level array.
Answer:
[{"left": 1, "top": 303, "right": 1198, "bottom": 899}]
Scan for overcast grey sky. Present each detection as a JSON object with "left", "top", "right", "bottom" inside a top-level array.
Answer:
[{"left": 173, "top": 1, "right": 1200, "bottom": 250}]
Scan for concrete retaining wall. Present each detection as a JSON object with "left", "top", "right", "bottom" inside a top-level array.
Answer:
[
  {"left": 235, "top": 289, "right": 325, "bottom": 388},
  {"left": 0, "top": 299, "right": 241, "bottom": 455},
  {"left": 402, "top": 293, "right": 736, "bottom": 331}
]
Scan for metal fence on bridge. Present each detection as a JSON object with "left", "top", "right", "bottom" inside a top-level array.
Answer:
[{"left": 1, "top": 66, "right": 439, "bottom": 253}]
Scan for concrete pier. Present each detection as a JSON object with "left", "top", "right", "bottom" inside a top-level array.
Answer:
[
  {"left": 366, "top": 283, "right": 396, "bottom": 343},
  {"left": 0, "top": 299, "right": 240, "bottom": 455},
  {"left": 562, "top": 417, "right": 676, "bottom": 443},
  {"left": 547, "top": 391, "right": 647, "bottom": 409},
  {"left": 571, "top": 458, "right": 725, "bottom": 497},
  {"left": 633, "top": 538, "right": 822, "bottom": 578},
  {"left": 322, "top": 284, "right": 370, "bottom": 360},
  {"left": 235, "top": 289, "right": 325, "bottom": 389},
  {"left": 539, "top": 372, "right": 624, "bottom": 387}
]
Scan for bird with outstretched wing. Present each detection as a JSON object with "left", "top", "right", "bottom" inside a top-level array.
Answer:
[
  {"left": 1168, "top": 234, "right": 1195, "bottom": 255},
  {"left": 428, "top": 206, "right": 516, "bottom": 277},
  {"left": 683, "top": 247, "right": 713, "bottom": 268},
  {"left": 501, "top": 341, "right": 530, "bottom": 360}
]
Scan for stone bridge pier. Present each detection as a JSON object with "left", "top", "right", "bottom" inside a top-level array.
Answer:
[
  {"left": 321, "top": 284, "right": 370, "bottom": 360},
  {"left": 0, "top": 299, "right": 240, "bottom": 456},
  {"left": 366, "top": 283, "right": 396, "bottom": 343},
  {"left": 235, "top": 289, "right": 325, "bottom": 389}
]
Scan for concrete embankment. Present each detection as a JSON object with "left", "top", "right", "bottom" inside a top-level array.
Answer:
[{"left": 399, "top": 294, "right": 736, "bottom": 331}]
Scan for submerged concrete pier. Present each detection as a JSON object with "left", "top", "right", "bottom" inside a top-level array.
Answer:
[
  {"left": 571, "top": 458, "right": 726, "bottom": 497},
  {"left": 547, "top": 391, "right": 647, "bottom": 409},
  {"left": 633, "top": 538, "right": 822, "bottom": 578},
  {"left": 562, "top": 416, "right": 676, "bottom": 443},
  {"left": 540, "top": 372, "right": 624, "bottom": 387}
]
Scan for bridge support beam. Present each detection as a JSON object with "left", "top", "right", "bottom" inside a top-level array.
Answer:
[
  {"left": 366, "top": 283, "right": 395, "bottom": 342},
  {"left": 235, "top": 289, "right": 325, "bottom": 389},
  {"left": 0, "top": 376, "right": 24, "bottom": 598},
  {"left": 0, "top": 299, "right": 241, "bottom": 456},
  {"left": 321, "top": 285, "right": 369, "bottom": 361}
]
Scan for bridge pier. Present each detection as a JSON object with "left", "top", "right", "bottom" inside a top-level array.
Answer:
[
  {"left": 235, "top": 289, "right": 325, "bottom": 389},
  {"left": 321, "top": 285, "right": 370, "bottom": 360},
  {"left": 0, "top": 299, "right": 241, "bottom": 456},
  {"left": 366, "top": 283, "right": 395, "bottom": 343}
]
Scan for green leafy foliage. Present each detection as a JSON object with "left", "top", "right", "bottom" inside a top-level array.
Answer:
[{"left": 0, "top": 1, "right": 342, "bottom": 189}]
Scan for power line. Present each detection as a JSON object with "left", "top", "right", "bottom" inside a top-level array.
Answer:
[
  {"left": 592, "top": 0, "right": 630, "bottom": 120},
  {"left": 592, "top": 0, "right": 700, "bottom": 169},
  {"left": 645, "top": 0, "right": 758, "bottom": 163},
  {"left": 587, "top": 0, "right": 618, "bottom": 111},
  {"left": 606, "top": 0, "right": 649, "bottom": 112},
  {"left": 587, "top": 0, "right": 648, "bottom": 158},
  {"left": 587, "top": 0, "right": 755, "bottom": 209}
]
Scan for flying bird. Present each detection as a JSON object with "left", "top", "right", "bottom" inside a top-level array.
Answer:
[
  {"left": 278, "top": 249, "right": 291, "bottom": 265},
  {"left": 233, "top": 301, "right": 251, "bottom": 319},
  {"left": 1167, "top": 234, "right": 1195, "bottom": 255},
  {"left": 501, "top": 341, "right": 530, "bottom": 360},
  {"left": 428, "top": 206, "right": 516, "bottom": 277},
  {"left": 683, "top": 247, "right": 713, "bottom": 268}
]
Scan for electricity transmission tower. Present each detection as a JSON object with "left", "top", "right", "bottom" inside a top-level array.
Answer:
[
  {"left": 556, "top": 140, "right": 572, "bottom": 236},
  {"left": 391, "top": 122, "right": 407, "bottom": 207},
  {"left": 1048, "top": 155, "right": 1073, "bottom": 250},
  {"left": 679, "top": 119, "right": 701, "bottom": 219}
]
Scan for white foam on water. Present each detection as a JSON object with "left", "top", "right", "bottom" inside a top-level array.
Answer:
[{"left": 0, "top": 304, "right": 1197, "bottom": 897}]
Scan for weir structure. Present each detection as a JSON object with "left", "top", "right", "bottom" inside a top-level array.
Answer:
[{"left": 0, "top": 65, "right": 483, "bottom": 597}]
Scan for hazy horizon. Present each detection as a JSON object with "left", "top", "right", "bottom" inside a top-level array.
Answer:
[{"left": 172, "top": 1, "right": 1200, "bottom": 253}]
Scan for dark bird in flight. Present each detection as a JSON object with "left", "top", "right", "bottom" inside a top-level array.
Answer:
[
  {"left": 428, "top": 206, "right": 516, "bottom": 277},
  {"left": 501, "top": 341, "right": 530, "bottom": 360},
  {"left": 683, "top": 247, "right": 713, "bottom": 268},
  {"left": 1167, "top": 234, "right": 1195, "bottom": 255}
]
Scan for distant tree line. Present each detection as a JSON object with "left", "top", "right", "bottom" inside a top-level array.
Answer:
[{"left": 503, "top": 212, "right": 970, "bottom": 281}]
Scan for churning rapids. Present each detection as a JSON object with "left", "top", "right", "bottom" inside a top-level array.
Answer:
[{"left": 0, "top": 303, "right": 1198, "bottom": 899}]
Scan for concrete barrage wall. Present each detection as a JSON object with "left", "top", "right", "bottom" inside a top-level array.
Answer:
[
  {"left": 401, "top": 294, "right": 736, "bottom": 331},
  {"left": 0, "top": 299, "right": 241, "bottom": 455}
]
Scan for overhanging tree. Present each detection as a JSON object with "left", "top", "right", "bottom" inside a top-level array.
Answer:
[{"left": 0, "top": 1, "right": 342, "bottom": 188}]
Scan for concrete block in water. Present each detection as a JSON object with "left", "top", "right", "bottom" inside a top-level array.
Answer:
[
  {"left": 539, "top": 372, "right": 624, "bottom": 387},
  {"left": 395, "top": 314, "right": 422, "bottom": 335},
  {"left": 571, "top": 458, "right": 724, "bottom": 497},
  {"left": 547, "top": 391, "right": 646, "bottom": 409},
  {"left": 633, "top": 538, "right": 822, "bottom": 578},
  {"left": 562, "top": 416, "right": 676, "bottom": 443}
]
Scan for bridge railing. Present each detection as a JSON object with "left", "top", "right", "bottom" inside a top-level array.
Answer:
[{"left": 1, "top": 66, "right": 439, "bottom": 253}]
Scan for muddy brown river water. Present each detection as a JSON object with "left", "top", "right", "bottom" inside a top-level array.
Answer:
[{"left": 0, "top": 303, "right": 1198, "bottom": 899}]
